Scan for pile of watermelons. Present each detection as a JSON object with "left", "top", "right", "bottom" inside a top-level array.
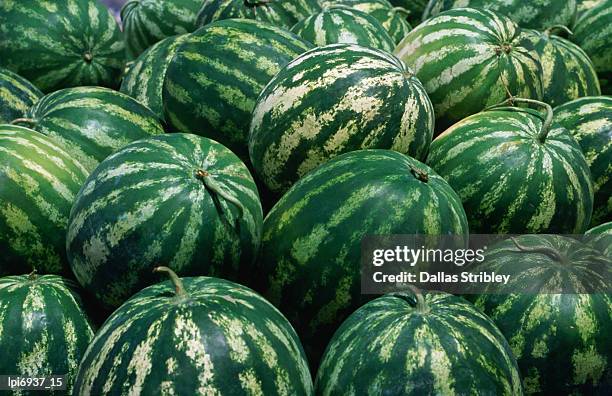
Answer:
[{"left": 0, "top": 0, "right": 610, "bottom": 395}]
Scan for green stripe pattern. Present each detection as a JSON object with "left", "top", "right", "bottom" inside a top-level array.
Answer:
[
  {"left": 427, "top": 106, "right": 594, "bottom": 233},
  {"left": 66, "top": 133, "right": 263, "bottom": 309},
  {"left": 249, "top": 44, "right": 435, "bottom": 194},
  {"left": 0, "top": 68, "right": 42, "bottom": 124},
  {"left": 471, "top": 235, "right": 611, "bottom": 395},
  {"left": 525, "top": 30, "right": 600, "bottom": 107},
  {"left": 163, "top": 19, "right": 312, "bottom": 162},
  {"left": 423, "top": 0, "right": 577, "bottom": 29},
  {"left": 572, "top": 0, "right": 612, "bottom": 94},
  {"left": 389, "top": 0, "right": 428, "bottom": 25},
  {"left": 316, "top": 291, "right": 523, "bottom": 395},
  {"left": 121, "top": 0, "right": 202, "bottom": 59},
  {"left": 554, "top": 96, "right": 611, "bottom": 226},
  {"left": 195, "top": 0, "right": 321, "bottom": 29},
  {"left": 576, "top": 0, "right": 604, "bottom": 15},
  {"left": 291, "top": 6, "right": 396, "bottom": 52},
  {"left": 585, "top": 221, "right": 612, "bottom": 258},
  {"left": 0, "top": 126, "right": 88, "bottom": 276},
  {"left": 324, "top": 0, "right": 412, "bottom": 43},
  {"left": 394, "top": 8, "right": 543, "bottom": 130},
  {"left": 16, "top": 86, "right": 164, "bottom": 173},
  {"left": 0, "top": 0, "right": 125, "bottom": 93},
  {"left": 253, "top": 149, "right": 468, "bottom": 365},
  {"left": 0, "top": 274, "right": 94, "bottom": 395},
  {"left": 73, "top": 275, "right": 313, "bottom": 396},
  {"left": 120, "top": 34, "right": 191, "bottom": 121}
]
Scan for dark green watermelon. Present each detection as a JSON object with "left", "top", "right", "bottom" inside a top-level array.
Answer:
[{"left": 73, "top": 267, "right": 313, "bottom": 395}]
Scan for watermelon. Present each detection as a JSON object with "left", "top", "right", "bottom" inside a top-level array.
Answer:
[
  {"left": 196, "top": 0, "right": 322, "bottom": 28},
  {"left": 572, "top": 0, "right": 612, "bottom": 94},
  {"left": 252, "top": 149, "right": 468, "bottom": 365},
  {"left": 67, "top": 133, "right": 263, "bottom": 309},
  {"left": 316, "top": 289, "right": 523, "bottom": 395},
  {"left": 249, "top": 44, "right": 434, "bottom": 194},
  {"left": 576, "top": 0, "right": 605, "bottom": 15},
  {"left": 120, "top": 34, "right": 191, "bottom": 122},
  {"left": 0, "top": 0, "right": 125, "bottom": 93},
  {"left": 554, "top": 96, "right": 611, "bottom": 226},
  {"left": 470, "top": 235, "right": 611, "bottom": 395},
  {"left": 525, "top": 28, "right": 600, "bottom": 107},
  {"left": 134, "top": 19, "right": 312, "bottom": 163},
  {"left": 394, "top": 8, "right": 543, "bottom": 130},
  {"left": 0, "top": 273, "right": 95, "bottom": 394},
  {"left": 585, "top": 221, "right": 612, "bottom": 258},
  {"left": 73, "top": 267, "right": 313, "bottom": 395},
  {"left": 427, "top": 98, "right": 594, "bottom": 234},
  {"left": 12, "top": 86, "right": 164, "bottom": 173},
  {"left": 422, "top": 0, "right": 577, "bottom": 30},
  {"left": 389, "top": 0, "right": 428, "bottom": 25},
  {"left": 121, "top": 0, "right": 203, "bottom": 59},
  {"left": 0, "top": 125, "right": 88, "bottom": 276},
  {"left": 291, "top": 6, "right": 396, "bottom": 52},
  {"left": 0, "top": 68, "right": 42, "bottom": 124},
  {"left": 324, "top": 0, "right": 412, "bottom": 43}
]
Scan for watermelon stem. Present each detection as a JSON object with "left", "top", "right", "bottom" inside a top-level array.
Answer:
[
  {"left": 10, "top": 118, "right": 36, "bottom": 127},
  {"left": 405, "top": 284, "right": 429, "bottom": 313},
  {"left": 409, "top": 165, "right": 429, "bottom": 183},
  {"left": 544, "top": 25, "right": 573, "bottom": 37},
  {"left": 83, "top": 52, "right": 93, "bottom": 63},
  {"left": 510, "top": 237, "right": 566, "bottom": 263},
  {"left": 485, "top": 97, "right": 553, "bottom": 143},
  {"left": 153, "top": 266, "right": 187, "bottom": 297},
  {"left": 392, "top": 7, "right": 411, "bottom": 18},
  {"left": 27, "top": 268, "right": 38, "bottom": 281},
  {"left": 195, "top": 169, "right": 245, "bottom": 227}
]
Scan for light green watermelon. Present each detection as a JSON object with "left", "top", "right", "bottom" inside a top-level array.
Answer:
[
  {"left": 252, "top": 149, "right": 468, "bottom": 366},
  {"left": 427, "top": 99, "right": 594, "bottom": 233},
  {"left": 0, "top": 273, "right": 95, "bottom": 395},
  {"left": 0, "top": 68, "right": 42, "bottom": 124},
  {"left": 0, "top": 0, "right": 125, "bottom": 93},
  {"left": 291, "top": 6, "right": 396, "bottom": 52},
  {"left": 67, "top": 133, "right": 263, "bottom": 309},
  {"left": 0, "top": 125, "right": 89, "bottom": 276},
  {"left": 121, "top": 0, "right": 203, "bottom": 59},
  {"left": 73, "top": 267, "right": 313, "bottom": 395},
  {"left": 316, "top": 290, "right": 523, "bottom": 395},
  {"left": 249, "top": 44, "right": 434, "bottom": 194},
  {"left": 554, "top": 96, "right": 611, "bottom": 226},
  {"left": 13, "top": 86, "right": 164, "bottom": 173},
  {"left": 395, "top": 8, "right": 543, "bottom": 130}
]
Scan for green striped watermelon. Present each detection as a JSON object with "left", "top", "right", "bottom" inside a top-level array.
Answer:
[
  {"left": 422, "top": 0, "right": 577, "bottom": 30},
  {"left": 121, "top": 0, "right": 203, "bottom": 59},
  {"left": 389, "top": 0, "right": 428, "bottom": 25},
  {"left": 470, "top": 235, "right": 611, "bottom": 395},
  {"left": 585, "top": 221, "right": 612, "bottom": 258},
  {"left": 249, "top": 44, "right": 434, "bottom": 194},
  {"left": 0, "top": 0, "right": 125, "bottom": 93},
  {"left": 253, "top": 149, "right": 468, "bottom": 365},
  {"left": 161, "top": 19, "right": 312, "bottom": 162},
  {"left": 316, "top": 290, "right": 523, "bottom": 395},
  {"left": 576, "top": 0, "right": 604, "bottom": 15},
  {"left": 291, "top": 6, "right": 396, "bottom": 52},
  {"left": 572, "top": 0, "right": 612, "bottom": 94},
  {"left": 324, "top": 0, "right": 412, "bottom": 43},
  {"left": 554, "top": 96, "right": 611, "bottom": 226},
  {"left": 0, "top": 126, "right": 88, "bottom": 276},
  {"left": 525, "top": 28, "right": 600, "bottom": 107},
  {"left": 13, "top": 87, "right": 164, "bottom": 173},
  {"left": 67, "top": 133, "right": 263, "bottom": 309},
  {"left": 195, "top": 0, "right": 321, "bottom": 29},
  {"left": 73, "top": 267, "right": 313, "bottom": 395},
  {"left": 427, "top": 99, "right": 594, "bottom": 233},
  {"left": 0, "top": 273, "right": 95, "bottom": 395},
  {"left": 120, "top": 34, "right": 191, "bottom": 122},
  {"left": 0, "top": 68, "right": 42, "bottom": 124},
  {"left": 394, "top": 8, "right": 543, "bottom": 130}
]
